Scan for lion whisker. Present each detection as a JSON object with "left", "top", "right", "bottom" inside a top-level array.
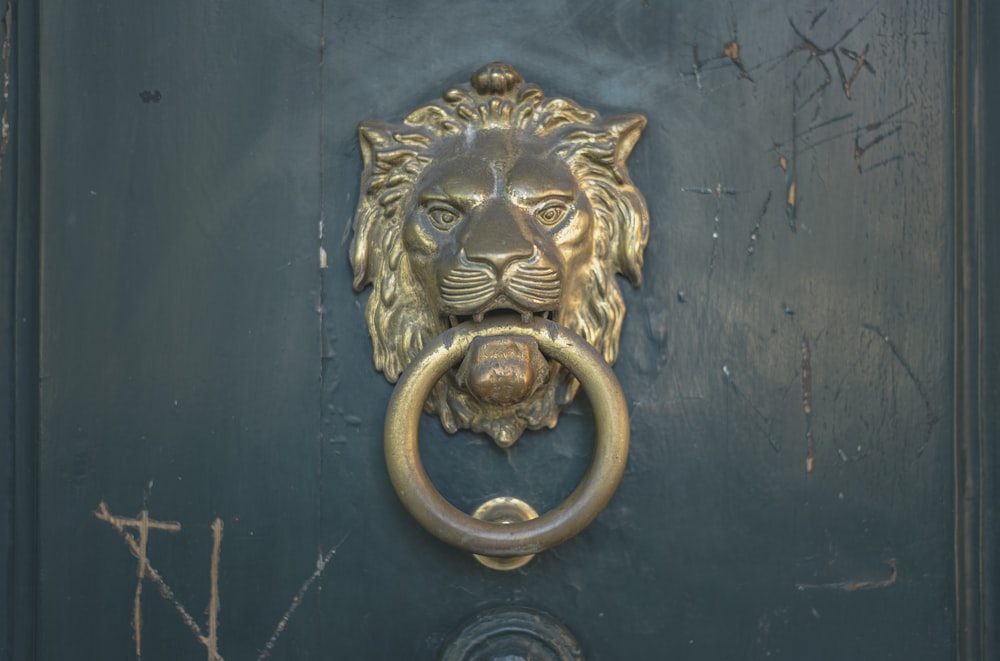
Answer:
[
  {"left": 440, "top": 286, "right": 497, "bottom": 298},
  {"left": 505, "top": 281, "right": 561, "bottom": 294}
]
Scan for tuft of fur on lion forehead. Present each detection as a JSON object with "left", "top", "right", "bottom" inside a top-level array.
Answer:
[{"left": 350, "top": 64, "right": 648, "bottom": 438}]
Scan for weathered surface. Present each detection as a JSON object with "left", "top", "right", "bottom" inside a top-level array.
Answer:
[{"left": 25, "top": 0, "right": 959, "bottom": 659}]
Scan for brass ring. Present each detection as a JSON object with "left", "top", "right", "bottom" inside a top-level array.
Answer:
[{"left": 384, "top": 315, "right": 630, "bottom": 557}]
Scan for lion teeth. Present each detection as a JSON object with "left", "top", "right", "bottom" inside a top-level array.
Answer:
[
  {"left": 449, "top": 315, "right": 459, "bottom": 328},
  {"left": 521, "top": 311, "right": 532, "bottom": 323},
  {"left": 473, "top": 313, "right": 484, "bottom": 323}
]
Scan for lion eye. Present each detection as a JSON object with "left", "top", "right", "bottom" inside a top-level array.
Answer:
[
  {"left": 426, "top": 204, "right": 462, "bottom": 230},
  {"left": 535, "top": 202, "right": 568, "bottom": 226}
]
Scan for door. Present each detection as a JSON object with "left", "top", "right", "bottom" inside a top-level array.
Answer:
[{"left": 3, "top": 0, "right": 997, "bottom": 659}]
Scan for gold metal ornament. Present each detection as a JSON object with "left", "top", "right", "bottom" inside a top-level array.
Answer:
[
  {"left": 382, "top": 316, "right": 629, "bottom": 561},
  {"left": 471, "top": 497, "right": 540, "bottom": 571},
  {"left": 350, "top": 62, "right": 649, "bottom": 447},
  {"left": 350, "top": 63, "right": 648, "bottom": 565}
]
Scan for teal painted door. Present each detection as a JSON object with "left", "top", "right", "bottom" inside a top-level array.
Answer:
[{"left": 26, "top": 0, "right": 969, "bottom": 658}]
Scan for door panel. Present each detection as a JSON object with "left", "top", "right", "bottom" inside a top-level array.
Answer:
[
  {"left": 37, "top": 3, "right": 324, "bottom": 658},
  {"left": 27, "top": 0, "right": 961, "bottom": 658}
]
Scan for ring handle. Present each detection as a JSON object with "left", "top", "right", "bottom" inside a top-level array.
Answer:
[{"left": 384, "top": 315, "right": 630, "bottom": 558}]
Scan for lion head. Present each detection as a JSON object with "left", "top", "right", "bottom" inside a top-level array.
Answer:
[{"left": 350, "top": 63, "right": 648, "bottom": 447}]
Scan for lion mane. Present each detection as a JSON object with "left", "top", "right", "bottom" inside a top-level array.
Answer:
[{"left": 350, "top": 63, "right": 648, "bottom": 444}]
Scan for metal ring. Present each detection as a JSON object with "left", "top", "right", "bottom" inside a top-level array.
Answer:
[{"left": 384, "top": 315, "right": 630, "bottom": 557}]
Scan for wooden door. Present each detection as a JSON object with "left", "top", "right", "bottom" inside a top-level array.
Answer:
[{"left": 2, "top": 0, "right": 997, "bottom": 659}]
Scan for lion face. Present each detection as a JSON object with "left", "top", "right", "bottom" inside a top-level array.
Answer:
[
  {"left": 403, "top": 129, "right": 596, "bottom": 331},
  {"left": 350, "top": 63, "right": 648, "bottom": 447}
]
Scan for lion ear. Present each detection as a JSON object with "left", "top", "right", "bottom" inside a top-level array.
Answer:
[
  {"left": 358, "top": 121, "right": 396, "bottom": 178},
  {"left": 604, "top": 113, "right": 646, "bottom": 164},
  {"left": 603, "top": 114, "right": 649, "bottom": 288},
  {"left": 352, "top": 122, "right": 397, "bottom": 292}
]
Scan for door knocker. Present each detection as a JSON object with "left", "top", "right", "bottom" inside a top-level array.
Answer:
[{"left": 350, "top": 62, "right": 649, "bottom": 567}]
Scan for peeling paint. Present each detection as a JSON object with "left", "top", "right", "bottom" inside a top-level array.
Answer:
[
  {"left": 801, "top": 336, "right": 815, "bottom": 473},
  {"left": 774, "top": 147, "right": 788, "bottom": 173},
  {"left": 746, "top": 192, "right": 771, "bottom": 256},
  {"left": 785, "top": 180, "right": 796, "bottom": 228},
  {"left": 683, "top": 182, "right": 739, "bottom": 283},
  {"left": 723, "top": 40, "right": 753, "bottom": 81},
  {"left": 1, "top": 2, "right": 12, "bottom": 183}
]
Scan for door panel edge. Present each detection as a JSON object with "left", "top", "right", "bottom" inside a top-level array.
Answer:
[
  {"left": 953, "top": 0, "right": 999, "bottom": 658},
  {"left": 1, "top": 1, "right": 41, "bottom": 659}
]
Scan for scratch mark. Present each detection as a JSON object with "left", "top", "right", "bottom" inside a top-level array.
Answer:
[
  {"left": 795, "top": 112, "right": 855, "bottom": 141},
  {"left": 787, "top": 7, "right": 876, "bottom": 110},
  {"left": 723, "top": 40, "right": 753, "bottom": 81},
  {"left": 93, "top": 503, "right": 221, "bottom": 660},
  {"left": 98, "top": 499, "right": 348, "bottom": 660},
  {"left": 256, "top": 533, "right": 350, "bottom": 660},
  {"left": 860, "top": 154, "right": 904, "bottom": 173},
  {"left": 682, "top": 10, "right": 758, "bottom": 89},
  {"left": 722, "top": 6, "right": 752, "bottom": 82},
  {"left": 689, "top": 44, "right": 704, "bottom": 90},
  {"left": 854, "top": 125, "right": 902, "bottom": 173},
  {"left": 841, "top": 44, "right": 876, "bottom": 75},
  {"left": 796, "top": 559, "right": 898, "bottom": 592},
  {"left": 746, "top": 191, "right": 771, "bottom": 255},
  {"left": 861, "top": 323, "right": 939, "bottom": 453},
  {"left": 781, "top": 8, "right": 873, "bottom": 232},
  {"left": 785, "top": 180, "right": 796, "bottom": 230},
  {"left": 770, "top": 102, "right": 910, "bottom": 177},
  {"left": 809, "top": 7, "right": 827, "bottom": 29},
  {"left": 206, "top": 519, "right": 223, "bottom": 661},
  {"left": 133, "top": 510, "right": 151, "bottom": 657},
  {"left": 722, "top": 364, "right": 781, "bottom": 452},
  {"left": 682, "top": 183, "right": 739, "bottom": 197},
  {"left": 785, "top": 3, "right": 874, "bottom": 180},
  {"left": 773, "top": 145, "right": 788, "bottom": 172},
  {"left": 682, "top": 182, "right": 739, "bottom": 282},
  {"left": 836, "top": 444, "right": 871, "bottom": 463},
  {"left": 840, "top": 43, "right": 873, "bottom": 100},
  {"left": 801, "top": 336, "right": 815, "bottom": 473},
  {"left": 792, "top": 56, "right": 833, "bottom": 112},
  {"left": 789, "top": 103, "right": 909, "bottom": 157}
]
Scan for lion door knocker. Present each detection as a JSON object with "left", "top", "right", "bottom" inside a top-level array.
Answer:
[{"left": 350, "top": 63, "right": 648, "bottom": 569}]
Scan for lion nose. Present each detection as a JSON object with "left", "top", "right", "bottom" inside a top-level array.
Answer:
[{"left": 460, "top": 200, "right": 536, "bottom": 272}]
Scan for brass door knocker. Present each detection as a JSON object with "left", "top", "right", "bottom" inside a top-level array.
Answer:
[{"left": 350, "top": 63, "right": 648, "bottom": 568}]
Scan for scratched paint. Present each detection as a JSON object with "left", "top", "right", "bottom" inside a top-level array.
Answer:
[
  {"left": 0, "top": 3, "right": 12, "bottom": 183},
  {"left": 96, "top": 501, "right": 344, "bottom": 661},
  {"left": 801, "top": 336, "right": 815, "bottom": 473},
  {"left": 31, "top": 0, "right": 957, "bottom": 658},
  {"left": 796, "top": 559, "right": 898, "bottom": 592},
  {"left": 681, "top": 182, "right": 740, "bottom": 285}
]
